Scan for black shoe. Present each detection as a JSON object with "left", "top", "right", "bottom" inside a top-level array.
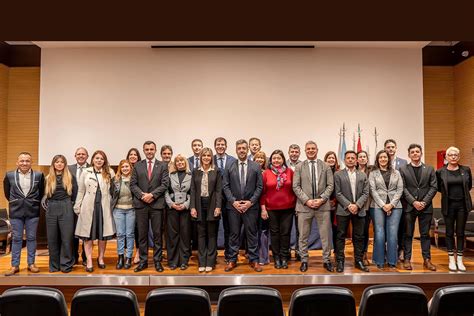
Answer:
[
  {"left": 85, "top": 266, "right": 94, "bottom": 273},
  {"left": 97, "top": 259, "right": 106, "bottom": 269},
  {"left": 281, "top": 259, "right": 288, "bottom": 269},
  {"left": 180, "top": 263, "right": 188, "bottom": 270},
  {"left": 324, "top": 262, "right": 334, "bottom": 272},
  {"left": 124, "top": 257, "right": 132, "bottom": 269},
  {"left": 355, "top": 261, "right": 370, "bottom": 272},
  {"left": 274, "top": 258, "right": 282, "bottom": 269},
  {"left": 336, "top": 261, "right": 344, "bottom": 273},
  {"left": 300, "top": 262, "right": 308, "bottom": 272},
  {"left": 116, "top": 255, "right": 124, "bottom": 270},
  {"left": 169, "top": 265, "right": 177, "bottom": 270},
  {"left": 134, "top": 263, "right": 148, "bottom": 272},
  {"left": 155, "top": 262, "right": 164, "bottom": 272}
]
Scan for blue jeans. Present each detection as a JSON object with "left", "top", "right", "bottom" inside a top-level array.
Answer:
[
  {"left": 370, "top": 207, "right": 402, "bottom": 266},
  {"left": 113, "top": 208, "right": 135, "bottom": 258},
  {"left": 10, "top": 217, "right": 39, "bottom": 267}
]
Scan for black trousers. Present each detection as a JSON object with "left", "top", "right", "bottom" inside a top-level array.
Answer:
[
  {"left": 336, "top": 214, "right": 365, "bottom": 262},
  {"left": 136, "top": 206, "right": 163, "bottom": 264},
  {"left": 221, "top": 204, "right": 231, "bottom": 261},
  {"left": 444, "top": 203, "right": 469, "bottom": 254},
  {"left": 228, "top": 207, "right": 259, "bottom": 263},
  {"left": 268, "top": 209, "right": 294, "bottom": 260},
  {"left": 166, "top": 208, "right": 191, "bottom": 266},
  {"left": 197, "top": 198, "right": 218, "bottom": 267},
  {"left": 404, "top": 210, "right": 433, "bottom": 260},
  {"left": 73, "top": 213, "right": 86, "bottom": 264},
  {"left": 47, "top": 200, "right": 75, "bottom": 272}
]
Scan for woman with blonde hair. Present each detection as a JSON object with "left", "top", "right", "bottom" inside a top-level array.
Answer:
[
  {"left": 43, "top": 154, "right": 78, "bottom": 273},
  {"left": 165, "top": 154, "right": 192, "bottom": 270},
  {"left": 111, "top": 159, "right": 135, "bottom": 269},
  {"left": 436, "top": 146, "right": 473, "bottom": 271},
  {"left": 74, "top": 150, "right": 115, "bottom": 272}
]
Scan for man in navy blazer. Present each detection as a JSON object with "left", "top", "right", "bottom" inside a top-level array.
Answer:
[
  {"left": 188, "top": 139, "right": 203, "bottom": 171},
  {"left": 223, "top": 139, "right": 263, "bottom": 272},
  {"left": 3, "top": 152, "right": 44, "bottom": 276},
  {"left": 213, "top": 137, "right": 237, "bottom": 263}
]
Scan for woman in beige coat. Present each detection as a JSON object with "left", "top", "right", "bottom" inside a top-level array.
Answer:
[{"left": 74, "top": 150, "right": 115, "bottom": 272}]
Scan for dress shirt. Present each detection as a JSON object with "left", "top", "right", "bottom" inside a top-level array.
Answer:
[
  {"left": 18, "top": 169, "right": 32, "bottom": 195},
  {"left": 347, "top": 168, "right": 357, "bottom": 202}
]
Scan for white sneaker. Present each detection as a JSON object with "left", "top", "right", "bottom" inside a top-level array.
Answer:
[
  {"left": 205, "top": 266, "right": 213, "bottom": 272},
  {"left": 448, "top": 255, "right": 457, "bottom": 271},
  {"left": 457, "top": 255, "right": 467, "bottom": 272},
  {"left": 198, "top": 267, "right": 205, "bottom": 272}
]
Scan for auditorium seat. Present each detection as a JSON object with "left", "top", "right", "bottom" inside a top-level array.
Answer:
[
  {"left": 145, "top": 287, "right": 211, "bottom": 316},
  {"left": 428, "top": 284, "right": 474, "bottom": 316},
  {"left": 288, "top": 286, "right": 356, "bottom": 316},
  {"left": 0, "top": 286, "right": 68, "bottom": 316},
  {"left": 0, "top": 208, "right": 12, "bottom": 254},
  {"left": 71, "top": 287, "right": 139, "bottom": 316},
  {"left": 359, "top": 284, "right": 428, "bottom": 316},
  {"left": 217, "top": 286, "right": 283, "bottom": 316}
]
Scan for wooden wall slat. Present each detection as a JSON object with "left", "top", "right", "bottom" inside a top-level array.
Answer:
[{"left": 0, "top": 64, "right": 9, "bottom": 209}]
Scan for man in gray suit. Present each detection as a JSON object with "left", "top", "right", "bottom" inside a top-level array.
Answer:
[
  {"left": 130, "top": 141, "right": 170, "bottom": 272},
  {"left": 223, "top": 139, "right": 263, "bottom": 272},
  {"left": 334, "top": 150, "right": 370, "bottom": 272},
  {"left": 293, "top": 140, "right": 334, "bottom": 272},
  {"left": 68, "top": 147, "right": 89, "bottom": 266}
]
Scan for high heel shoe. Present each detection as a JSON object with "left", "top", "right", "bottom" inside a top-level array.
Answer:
[
  {"left": 97, "top": 258, "right": 106, "bottom": 269},
  {"left": 85, "top": 265, "right": 94, "bottom": 273}
]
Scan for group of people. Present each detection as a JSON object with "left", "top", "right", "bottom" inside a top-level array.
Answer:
[{"left": 3, "top": 137, "right": 472, "bottom": 276}]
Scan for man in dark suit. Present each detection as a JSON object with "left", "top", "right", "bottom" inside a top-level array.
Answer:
[
  {"left": 223, "top": 139, "right": 263, "bottom": 272},
  {"left": 214, "top": 137, "right": 237, "bottom": 263},
  {"left": 3, "top": 152, "right": 45, "bottom": 276},
  {"left": 68, "top": 146, "right": 89, "bottom": 266},
  {"left": 334, "top": 150, "right": 370, "bottom": 272},
  {"left": 399, "top": 144, "right": 437, "bottom": 271},
  {"left": 130, "top": 141, "right": 170, "bottom": 272},
  {"left": 188, "top": 139, "right": 203, "bottom": 171},
  {"left": 384, "top": 138, "right": 408, "bottom": 261}
]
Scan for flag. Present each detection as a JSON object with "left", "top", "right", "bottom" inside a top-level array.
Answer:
[
  {"left": 357, "top": 124, "right": 362, "bottom": 152},
  {"left": 339, "top": 123, "right": 347, "bottom": 167}
]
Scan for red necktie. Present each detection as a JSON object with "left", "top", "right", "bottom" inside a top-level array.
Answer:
[{"left": 147, "top": 160, "right": 153, "bottom": 180}]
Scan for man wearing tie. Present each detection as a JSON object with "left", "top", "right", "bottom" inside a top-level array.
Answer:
[
  {"left": 188, "top": 139, "right": 203, "bottom": 171},
  {"left": 4, "top": 152, "right": 45, "bottom": 276},
  {"left": 223, "top": 139, "right": 263, "bottom": 272},
  {"left": 68, "top": 147, "right": 89, "bottom": 265},
  {"left": 293, "top": 141, "right": 334, "bottom": 272},
  {"left": 213, "top": 137, "right": 237, "bottom": 263},
  {"left": 130, "top": 141, "right": 170, "bottom": 272}
]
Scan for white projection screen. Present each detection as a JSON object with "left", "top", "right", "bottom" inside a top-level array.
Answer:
[{"left": 39, "top": 47, "right": 424, "bottom": 165}]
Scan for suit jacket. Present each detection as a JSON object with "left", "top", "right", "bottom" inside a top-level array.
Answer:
[
  {"left": 130, "top": 159, "right": 170, "bottom": 210},
  {"left": 68, "top": 163, "right": 90, "bottom": 179},
  {"left": 3, "top": 170, "right": 45, "bottom": 218},
  {"left": 369, "top": 169, "right": 404, "bottom": 208},
  {"left": 334, "top": 169, "right": 369, "bottom": 217},
  {"left": 436, "top": 165, "right": 472, "bottom": 215},
  {"left": 188, "top": 156, "right": 200, "bottom": 171},
  {"left": 222, "top": 160, "right": 263, "bottom": 211},
  {"left": 190, "top": 168, "right": 222, "bottom": 221},
  {"left": 394, "top": 157, "right": 408, "bottom": 171},
  {"left": 165, "top": 171, "right": 192, "bottom": 210},
  {"left": 292, "top": 159, "right": 334, "bottom": 213},
  {"left": 213, "top": 154, "right": 237, "bottom": 175},
  {"left": 399, "top": 163, "right": 437, "bottom": 213}
]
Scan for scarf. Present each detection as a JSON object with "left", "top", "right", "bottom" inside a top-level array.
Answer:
[{"left": 271, "top": 165, "right": 287, "bottom": 191}]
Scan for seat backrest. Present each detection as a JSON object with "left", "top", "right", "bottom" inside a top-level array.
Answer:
[
  {"left": 464, "top": 211, "right": 474, "bottom": 232},
  {"left": 145, "top": 287, "right": 211, "bottom": 316},
  {"left": 289, "top": 286, "right": 356, "bottom": 316},
  {"left": 429, "top": 284, "right": 474, "bottom": 316},
  {"left": 0, "top": 286, "right": 68, "bottom": 316},
  {"left": 217, "top": 286, "right": 283, "bottom": 316},
  {"left": 359, "top": 284, "right": 428, "bottom": 316},
  {"left": 71, "top": 287, "right": 139, "bottom": 316},
  {"left": 0, "top": 209, "right": 8, "bottom": 219}
]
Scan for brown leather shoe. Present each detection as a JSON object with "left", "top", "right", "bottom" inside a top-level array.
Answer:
[
  {"left": 5, "top": 266, "right": 20, "bottom": 276},
  {"left": 224, "top": 261, "right": 237, "bottom": 272},
  {"left": 250, "top": 262, "right": 262, "bottom": 272},
  {"left": 403, "top": 260, "right": 413, "bottom": 270},
  {"left": 28, "top": 264, "right": 40, "bottom": 273},
  {"left": 423, "top": 259, "right": 437, "bottom": 271}
]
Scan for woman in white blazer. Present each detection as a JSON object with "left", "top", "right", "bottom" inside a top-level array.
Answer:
[
  {"left": 74, "top": 150, "right": 115, "bottom": 272},
  {"left": 369, "top": 150, "right": 404, "bottom": 269}
]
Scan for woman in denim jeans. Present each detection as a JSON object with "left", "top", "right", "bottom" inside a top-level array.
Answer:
[
  {"left": 369, "top": 150, "right": 404, "bottom": 269},
  {"left": 111, "top": 159, "right": 135, "bottom": 269}
]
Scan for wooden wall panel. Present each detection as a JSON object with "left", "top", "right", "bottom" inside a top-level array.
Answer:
[
  {"left": 0, "top": 64, "right": 8, "bottom": 209},
  {"left": 423, "top": 66, "right": 455, "bottom": 207}
]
